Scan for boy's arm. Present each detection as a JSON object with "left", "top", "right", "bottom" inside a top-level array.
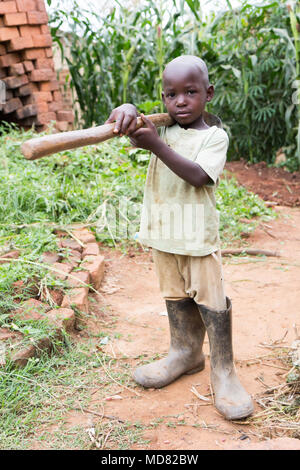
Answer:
[
  {"left": 105, "top": 103, "right": 139, "bottom": 135},
  {"left": 129, "top": 114, "right": 212, "bottom": 188}
]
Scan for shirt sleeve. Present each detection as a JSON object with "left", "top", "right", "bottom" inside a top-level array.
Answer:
[{"left": 194, "top": 129, "right": 229, "bottom": 184}]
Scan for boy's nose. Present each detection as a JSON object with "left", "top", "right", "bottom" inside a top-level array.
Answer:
[{"left": 176, "top": 94, "right": 186, "bottom": 106}]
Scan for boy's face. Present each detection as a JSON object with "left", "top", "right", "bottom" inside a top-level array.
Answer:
[{"left": 162, "top": 63, "right": 214, "bottom": 129}]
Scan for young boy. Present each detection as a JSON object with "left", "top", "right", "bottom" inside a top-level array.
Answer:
[{"left": 106, "top": 55, "right": 254, "bottom": 420}]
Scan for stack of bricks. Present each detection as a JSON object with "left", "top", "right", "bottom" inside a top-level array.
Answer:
[{"left": 0, "top": 0, "right": 74, "bottom": 131}]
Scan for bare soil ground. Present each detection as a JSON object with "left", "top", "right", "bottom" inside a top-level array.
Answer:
[{"left": 50, "top": 163, "right": 300, "bottom": 450}]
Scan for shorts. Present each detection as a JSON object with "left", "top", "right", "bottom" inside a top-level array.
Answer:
[{"left": 152, "top": 248, "right": 226, "bottom": 311}]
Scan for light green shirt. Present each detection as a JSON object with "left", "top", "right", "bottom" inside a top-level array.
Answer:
[{"left": 137, "top": 123, "right": 229, "bottom": 256}]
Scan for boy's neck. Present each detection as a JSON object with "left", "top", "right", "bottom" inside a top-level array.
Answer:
[{"left": 177, "top": 115, "right": 210, "bottom": 131}]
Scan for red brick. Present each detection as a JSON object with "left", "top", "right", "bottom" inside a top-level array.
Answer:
[
  {"left": 3, "top": 97, "right": 22, "bottom": 114},
  {"left": 0, "top": 250, "right": 20, "bottom": 264},
  {"left": 45, "top": 47, "right": 53, "bottom": 58},
  {"left": 72, "top": 229, "right": 97, "bottom": 245},
  {"left": 40, "top": 80, "right": 59, "bottom": 92},
  {"left": 5, "top": 90, "right": 14, "bottom": 101},
  {"left": 32, "top": 33, "right": 52, "bottom": 48},
  {"left": 19, "top": 24, "right": 41, "bottom": 36},
  {"left": 23, "top": 60, "right": 34, "bottom": 72},
  {"left": 40, "top": 24, "right": 50, "bottom": 34},
  {"left": 8, "top": 35, "right": 34, "bottom": 51},
  {"left": 52, "top": 262, "right": 73, "bottom": 281},
  {"left": 81, "top": 255, "right": 105, "bottom": 290},
  {"left": 46, "top": 308, "right": 75, "bottom": 333},
  {"left": 16, "top": 298, "right": 50, "bottom": 321},
  {"left": 36, "top": 0, "right": 47, "bottom": 12},
  {"left": 59, "top": 238, "right": 82, "bottom": 252},
  {"left": 36, "top": 101, "right": 49, "bottom": 113},
  {"left": 4, "top": 12, "right": 27, "bottom": 26},
  {"left": 61, "top": 287, "right": 89, "bottom": 314},
  {"left": 48, "top": 100, "right": 63, "bottom": 112},
  {"left": 0, "top": 44, "right": 6, "bottom": 56},
  {"left": 55, "top": 121, "right": 69, "bottom": 132},
  {"left": 9, "top": 62, "right": 24, "bottom": 75},
  {"left": 3, "top": 74, "right": 28, "bottom": 89},
  {"left": 57, "top": 110, "right": 74, "bottom": 122},
  {"left": 66, "top": 271, "right": 90, "bottom": 289},
  {"left": 25, "top": 91, "right": 52, "bottom": 104},
  {"left": 19, "top": 116, "right": 37, "bottom": 126},
  {"left": 0, "top": 52, "right": 20, "bottom": 67},
  {"left": 27, "top": 10, "right": 48, "bottom": 24},
  {"left": 30, "top": 68, "right": 55, "bottom": 82},
  {"left": 35, "top": 58, "right": 54, "bottom": 70},
  {"left": 35, "top": 111, "right": 56, "bottom": 125},
  {"left": 16, "top": 81, "right": 38, "bottom": 96},
  {"left": 41, "top": 252, "right": 60, "bottom": 264},
  {"left": 16, "top": 0, "right": 36, "bottom": 12},
  {"left": 22, "top": 47, "right": 46, "bottom": 60},
  {"left": 0, "top": 2, "right": 18, "bottom": 15},
  {"left": 53, "top": 91, "right": 62, "bottom": 101},
  {"left": 16, "top": 103, "right": 38, "bottom": 119},
  {"left": 0, "top": 26, "right": 20, "bottom": 42},
  {"left": 82, "top": 243, "right": 100, "bottom": 257}
]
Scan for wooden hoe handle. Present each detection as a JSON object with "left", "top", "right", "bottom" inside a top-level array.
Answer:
[{"left": 21, "top": 113, "right": 174, "bottom": 160}]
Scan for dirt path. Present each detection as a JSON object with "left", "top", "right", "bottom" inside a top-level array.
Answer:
[{"left": 73, "top": 204, "right": 299, "bottom": 451}]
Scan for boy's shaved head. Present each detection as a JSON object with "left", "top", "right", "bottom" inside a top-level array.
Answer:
[{"left": 163, "top": 55, "right": 210, "bottom": 88}]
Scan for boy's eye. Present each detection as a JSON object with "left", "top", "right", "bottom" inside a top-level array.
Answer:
[
  {"left": 188, "top": 90, "right": 196, "bottom": 95},
  {"left": 167, "top": 92, "right": 175, "bottom": 98}
]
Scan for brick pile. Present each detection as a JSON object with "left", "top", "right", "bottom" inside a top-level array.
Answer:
[
  {"left": 0, "top": 227, "right": 105, "bottom": 366},
  {"left": 0, "top": 0, "right": 74, "bottom": 131}
]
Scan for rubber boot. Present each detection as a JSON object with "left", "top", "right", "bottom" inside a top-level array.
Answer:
[
  {"left": 133, "top": 298, "right": 206, "bottom": 388},
  {"left": 197, "top": 297, "right": 254, "bottom": 420}
]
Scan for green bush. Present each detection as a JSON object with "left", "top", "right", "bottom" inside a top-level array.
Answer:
[{"left": 48, "top": 0, "right": 299, "bottom": 169}]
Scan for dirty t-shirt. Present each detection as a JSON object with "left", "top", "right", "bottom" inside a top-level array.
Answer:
[{"left": 137, "top": 123, "right": 229, "bottom": 256}]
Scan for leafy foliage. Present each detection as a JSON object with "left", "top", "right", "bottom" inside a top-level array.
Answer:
[{"left": 48, "top": 0, "right": 299, "bottom": 169}]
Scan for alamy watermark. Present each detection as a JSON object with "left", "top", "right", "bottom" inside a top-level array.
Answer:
[{"left": 94, "top": 197, "right": 205, "bottom": 248}]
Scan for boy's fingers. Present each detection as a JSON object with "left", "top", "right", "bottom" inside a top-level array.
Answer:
[
  {"left": 120, "top": 115, "right": 134, "bottom": 135},
  {"left": 113, "top": 113, "right": 125, "bottom": 134},
  {"left": 126, "top": 117, "right": 138, "bottom": 135},
  {"left": 140, "top": 113, "right": 155, "bottom": 129}
]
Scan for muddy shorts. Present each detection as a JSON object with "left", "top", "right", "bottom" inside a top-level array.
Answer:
[{"left": 152, "top": 248, "right": 227, "bottom": 311}]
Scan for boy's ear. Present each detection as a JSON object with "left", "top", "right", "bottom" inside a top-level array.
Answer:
[
  {"left": 206, "top": 85, "right": 214, "bottom": 103},
  {"left": 161, "top": 91, "right": 166, "bottom": 105}
]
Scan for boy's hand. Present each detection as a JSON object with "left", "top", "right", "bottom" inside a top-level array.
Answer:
[
  {"left": 105, "top": 104, "right": 139, "bottom": 136},
  {"left": 129, "top": 114, "right": 161, "bottom": 152}
]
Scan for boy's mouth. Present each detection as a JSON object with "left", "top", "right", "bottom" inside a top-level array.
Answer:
[{"left": 176, "top": 112, "right": 191, "bottom": 117}]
